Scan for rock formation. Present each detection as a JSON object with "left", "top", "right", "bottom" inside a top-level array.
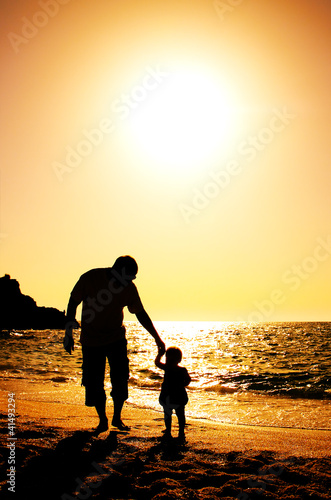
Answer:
[{"left": 0, "top": 274, "right": 67, "bottom": 330}]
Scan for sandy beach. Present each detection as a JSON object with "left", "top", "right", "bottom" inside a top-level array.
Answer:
[{"left": 0, "top": 381, "right": 330, "bottom": 499}]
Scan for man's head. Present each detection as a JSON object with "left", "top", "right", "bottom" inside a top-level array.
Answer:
[{"left": 112, "top": 255, "right": 138, "bottom": 281}]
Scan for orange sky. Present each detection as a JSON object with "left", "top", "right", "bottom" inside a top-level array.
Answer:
[{"left": 1, "top": 0, "right": 330, "bottom": 321}]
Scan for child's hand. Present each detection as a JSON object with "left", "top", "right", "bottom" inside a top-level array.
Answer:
[{"left": 155, "top": 347, "right": 166, "bottom": 369}]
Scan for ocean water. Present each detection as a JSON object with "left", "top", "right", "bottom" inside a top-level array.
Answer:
[{"left": 1, "top": 322, "right": 330, "bottom": 430}]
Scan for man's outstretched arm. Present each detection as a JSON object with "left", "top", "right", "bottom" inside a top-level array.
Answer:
[
  {"left": 135, "top": 309, "right": 165, "bottom": 354},
  {"left": 63, "top": 296, "right": 80, "bottom": 355}
]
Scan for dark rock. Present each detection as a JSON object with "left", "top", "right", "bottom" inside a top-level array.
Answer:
[{"left": 0, "top": 274, "right": 68, "bottom": 331}]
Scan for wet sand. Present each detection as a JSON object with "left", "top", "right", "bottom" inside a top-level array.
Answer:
[{"left": 0, "top": 381, "right": 330, "bottom": 499}]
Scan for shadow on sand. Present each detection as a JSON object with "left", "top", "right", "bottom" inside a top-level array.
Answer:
[
  {"left": 8, "top": 428, "right": 119, "bottom": 499},
  {"left": 5, "top": 426, "right": 189, "bottom": 500},
  {"left": 2, "top": 422, "right": 330, "bottom": 500}
]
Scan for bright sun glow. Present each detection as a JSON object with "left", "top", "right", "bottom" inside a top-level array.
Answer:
[{"left": 128, "top": 69, "right": 239, "bottom": 175}]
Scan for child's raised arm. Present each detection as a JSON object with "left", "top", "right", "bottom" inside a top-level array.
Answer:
[{"left": 155, "top": 349, "right": 166, "bottom": 370}]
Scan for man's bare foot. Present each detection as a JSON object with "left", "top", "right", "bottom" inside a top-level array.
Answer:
[
  {"left": 111, "top": 418, "right": 130, "bottom": 431},
  {"left": 93, "top": 418, "right": 109, "bottom": 435}
]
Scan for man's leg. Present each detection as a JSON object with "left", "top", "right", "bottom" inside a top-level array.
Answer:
[
  {"left": 107, "top": 339, "right": 130, "bottom": 430},
  {"left": 112, "top": 400, "right": 125, "bottom": 426},
  {"left": 82, "top": 345, "right": 108, "bottom": 433},
  {"left": 95, "top": 402, "right": 108, "bottom": 433}
]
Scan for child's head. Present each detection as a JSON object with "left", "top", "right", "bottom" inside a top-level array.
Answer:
[{"left": 165, "top": 346, "right": 182, "bottom": 365}]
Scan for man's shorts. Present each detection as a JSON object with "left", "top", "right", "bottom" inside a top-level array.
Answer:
[{"left": 81, "top": 338, "right": 129, "bottom": 407}]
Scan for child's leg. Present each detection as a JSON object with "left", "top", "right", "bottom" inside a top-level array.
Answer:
[
  {"left": 163, "top": 406, "right": 172, "bottom": 436},
  {"left": 175, "top": 406, "right": 186, "bottom": 437}
]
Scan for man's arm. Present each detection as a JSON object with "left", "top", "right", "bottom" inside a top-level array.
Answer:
[
  {"left": 135, "top": 309, "right": 165, "bottom": 354},
  {"left": 63, "top": 296, "right": 80, "bottom": 355}
]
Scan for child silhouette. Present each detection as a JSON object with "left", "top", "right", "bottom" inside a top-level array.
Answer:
[{"left": 155, "top": 346, "right": 191, "bottom": 441}]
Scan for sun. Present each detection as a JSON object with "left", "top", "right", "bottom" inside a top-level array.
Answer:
[{"left": 127, "top": 68, "right": 240, "bottom": 178}]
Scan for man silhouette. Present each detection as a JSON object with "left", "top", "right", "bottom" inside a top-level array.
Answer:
[{"left": 63, "top": 255, "right": 165, "bottom": 433}]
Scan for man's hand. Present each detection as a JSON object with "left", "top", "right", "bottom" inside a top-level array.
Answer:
[
  {"left": 63, "top": 334, "right": 74, "bottom": 354},
  {"left": 63, "top": 321, "right": 76, "bottom": 354}
]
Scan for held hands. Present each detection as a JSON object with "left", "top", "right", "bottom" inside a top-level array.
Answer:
[
  {"left": 157, "top": 340, "right": 166, "bottom": 356},
  {"left": 155, "top": 342, "right": 166, "bottom": 369}
]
